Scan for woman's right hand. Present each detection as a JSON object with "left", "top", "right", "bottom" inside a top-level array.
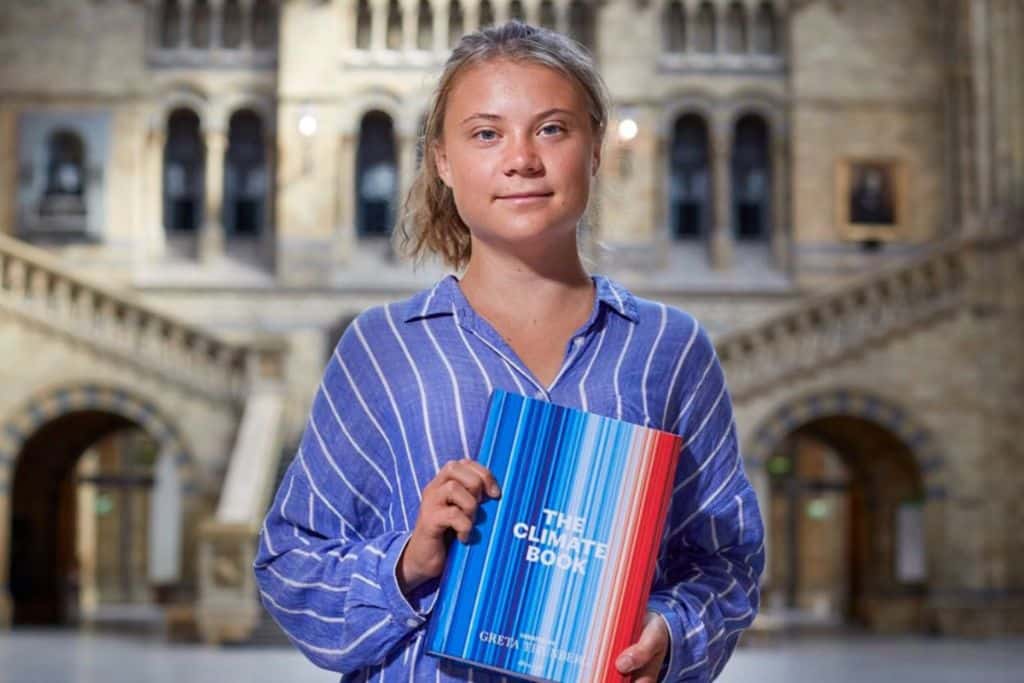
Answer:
[{"left": 397, "top": 458, "right": 501, "bottom": 594}]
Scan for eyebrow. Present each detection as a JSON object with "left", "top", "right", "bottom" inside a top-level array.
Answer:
[{"left": 459, "top": 108, "right": 578, "bottom": 126}]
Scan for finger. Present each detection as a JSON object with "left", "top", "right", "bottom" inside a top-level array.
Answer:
[
  {"left": 443, "top": 506, "right": 475, "bottom": 543},
  {"left": 615, "top": 615, "right": 667, "bottom": 674},
  {"left": 458, "top": 458, "right": 502, "bottom": 498},
  {"left": 441, "top": 460, "right": 491, "bottom": 501},
  {"left": 440, "top": 480, "right": 480, "bottom": 517}
]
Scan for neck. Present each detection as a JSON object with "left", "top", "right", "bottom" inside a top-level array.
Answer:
[{"left": 458, "top": 233, "right": 593, "bottom": 320}]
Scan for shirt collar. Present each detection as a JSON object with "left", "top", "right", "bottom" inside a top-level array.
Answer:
[{"left": 402, "top": 274, "right": 638, "bottom": 324}]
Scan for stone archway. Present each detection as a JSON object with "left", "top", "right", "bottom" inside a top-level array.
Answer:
[
  {"left": 747, "top": 388, "right": 947, "bottom": 633},
  {"left": 0, "top": 383, "right": 198, "bottom": 628}
]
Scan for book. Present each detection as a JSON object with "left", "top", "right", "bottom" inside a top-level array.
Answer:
[{"left": 425, "top": 389, "right": 683, "bottom": 683}]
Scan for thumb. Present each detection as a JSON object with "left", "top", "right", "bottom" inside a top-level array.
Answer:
[{"left": 615, "top": 613, "right": 667, "bottom": 674}]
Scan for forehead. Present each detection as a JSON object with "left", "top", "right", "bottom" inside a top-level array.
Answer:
[{"left": 445, "top": 58, "right": 588, "bottom": 121}]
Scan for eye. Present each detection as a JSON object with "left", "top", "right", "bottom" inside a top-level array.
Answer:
[
  {"left": 473, "top": 129, "right": 498, "bottom": 141},
  {"left": 539, "top": 123, "right": 566, "bottom": 136}
]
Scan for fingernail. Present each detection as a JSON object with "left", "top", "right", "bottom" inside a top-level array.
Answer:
[
  {"left": 488, "top": 483, "right": 500, "bottom": 497},
  {"left": 615, "top": 654, "right": 635, "bottom": 673}
]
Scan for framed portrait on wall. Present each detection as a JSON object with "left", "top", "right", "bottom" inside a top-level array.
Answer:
[{"left": 835, "top": 158, "right": 908, "bottom": 242}]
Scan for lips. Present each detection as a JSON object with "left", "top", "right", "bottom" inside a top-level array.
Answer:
[{"left": 496, "top": 192, "right": 554, "bottom": 200}]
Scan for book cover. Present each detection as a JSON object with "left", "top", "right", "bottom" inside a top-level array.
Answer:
[{"left": 425, "top": 389, "right": 683, "bottom": 683}]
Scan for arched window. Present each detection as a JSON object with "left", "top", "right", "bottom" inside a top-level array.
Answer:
[
  {"left": 509, "top": 0, "right": 526, "bottom": 22},
  {"left": 159, "top": 0, "right": 181, "bottom": 48},
  {"left": 539, "top": 0, "right": 556, "bottom": 30},
  {"left": 753, "top": 1, "right": 778, "bottom": 54},
  {"left": 731, "top": 114, "right": 771, "bottom": 241},
  {"left": 356, "top": 0, "right": 372, "bottom": 49},
  {"left": 252, "top": 0, "right": 278, "bottom": 50},
  {"left": 356, "top": 111, "right": 398, "bottom": 237},
  {"left": 40, "top": 130, "right": 88, "bottom": 219},
  {"left": 417, "top": 0, "right": 433, "bottom": 49},
  {"left": 448, "top": 0, "right": 464, "bottom": 45},
  {"left": 695, "top": 1, "right": 715, "bottom": 53},
  {"left": 568, "top": 0, "right": 592, "bottom": 48},
  {"left": 724, "top": 2, "right": 748, "bottom": 53},
  {"left": 222, "top": 0, "right": 243, "bottom": 48},
  {"left": 224, "top": 109, "right": 266, "bottom": 236},
  {"left": 163, "top": 108, "right": 205, "bottom": 232},
  {"left": 664, "top": 0, "right": 686, "bottom": 53},
  {"left": 479, "top": 0, "right": 494, "bottom": 28},
  {"left": 669, "top": 114, "right": 710, "bottom": 240},
  {"left": 386, "top": 0, "right": 403, "bottom": 50},
  {"left": 190, "top": 0, "right": 211, "bottom": 48}
]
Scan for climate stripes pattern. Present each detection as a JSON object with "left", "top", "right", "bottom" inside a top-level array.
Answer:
[{"left": 427, "top": 389, "right": 682, "bottom": 682}]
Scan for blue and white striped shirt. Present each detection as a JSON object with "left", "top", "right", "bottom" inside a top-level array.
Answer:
[{"left": 255, "top": 273, "right": 765, "bottom": 682}]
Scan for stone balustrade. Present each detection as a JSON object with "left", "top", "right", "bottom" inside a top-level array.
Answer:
[
  {"left": 717, "top": 237, "right": 973, "bottom": 400},
  {"left": 0, "top": 233, "right": 282, "bottom": 403}
]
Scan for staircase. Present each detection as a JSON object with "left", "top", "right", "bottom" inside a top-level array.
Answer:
[{"left": 0, "top": 233, "right": 287, "bottom": 638}]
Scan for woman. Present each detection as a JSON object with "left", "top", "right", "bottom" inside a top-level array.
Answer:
[{"left": 255, "top": 21, "right": 764, "bottom": 682}]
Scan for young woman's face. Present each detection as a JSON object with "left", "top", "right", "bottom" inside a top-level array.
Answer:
[{"left": 434, "top": 58, "right": 602, "bottom": 254}]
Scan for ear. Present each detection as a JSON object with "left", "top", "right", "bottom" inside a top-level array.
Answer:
[
  {"left": 434, "top": 140, "right": 452, "bottom": 188},
  {"left": 591, "top": 139, "right": 602, "bottom": 177}
]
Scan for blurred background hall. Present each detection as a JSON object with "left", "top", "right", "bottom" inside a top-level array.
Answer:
[{"left": 0, "top": 0, "right": 1022, "bottom": 678}]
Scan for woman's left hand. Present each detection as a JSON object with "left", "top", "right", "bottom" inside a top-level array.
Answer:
[{"left": 615, "top": 611, "right": 669, "bottom": 681}]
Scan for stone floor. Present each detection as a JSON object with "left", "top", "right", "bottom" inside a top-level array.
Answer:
[{"left": 2, "top": 629, "right": 1023, "bottom": 682}]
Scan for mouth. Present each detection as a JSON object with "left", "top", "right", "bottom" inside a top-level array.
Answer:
[{"left": 496, "top": 192, "right": 554, "bottom": 202}]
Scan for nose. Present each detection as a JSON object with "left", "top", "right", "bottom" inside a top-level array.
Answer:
[{"left": 503, "top": 133, "right": 543, "bottom": 177}]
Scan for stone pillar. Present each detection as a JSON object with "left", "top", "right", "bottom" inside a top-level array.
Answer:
[
  {"left": 495, "top": 0, "right": 509, "bottom": 25},
  {"left": 201, "top": 128, "right": 227, "bottom": 263},
  {"left": 210, "top": 0, "right": 224, "bottom": 48},
  {"left": 76, "top": 450, "right": 100, "bottom": 619},
  {"left": 710, "top": 118, "right": 734, "bottom": 269},
  {"left": 146, "top": 125, "right": 168, "bottom": 260},
  {"left": 239, "top": 0, "right": 254, "bottom": 50},
  {"left": 771, "top": 129, "right": 788, "bottom": 271},
  {"left": 178, "top": 0, "right": 193, "bottom": 48},
  {"left": 744, "top": 0, "right": 756, "bottom": 54},
  {"left": 555, "top": 0, "right": 569, "bottom": 34},
  {"left": 684, "top": 0, "right": 697, "bottom": 53},
  {"left": 525, "top": 0, "right": 541, "bottom": 25},
  {"left": 403, "top": 0, "right": 417, "bottom": 51},
  {"left": 969, "top": 0, "right": 993, "bottom": 233},
  {"left": 261, "top": 132, "right": 277, "bottom": 268},
  {"left": 432, "top": 0, "right": 448, "bottom": 52},
  {"left": 398, "top": 129, "right": 417, "bottom": 219},
  {"left": 464, "top": 0, "right": 480, "bottom": 32},
  {"left": 371, "top": 0, "right": 388, "bottom": 50},
  {"left": 334, "top": 132, "right": 358, "bottom": 264}
]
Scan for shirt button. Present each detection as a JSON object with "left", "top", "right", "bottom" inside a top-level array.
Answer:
[
  {"left": 573, "top": 337, "right": 584, "bottom": 346},
  {"left": 406, "top": 617, "right": 419, "bottom": 628},
  {"left": 535, "top": 390, "right": 545, "bottom": 400}
]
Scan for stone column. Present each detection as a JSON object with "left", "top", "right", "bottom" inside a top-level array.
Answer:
[
  {"left": 525, "top": 0, "right": 541, "bottom": 25},
  {"left": 371, "top": 0, "right": 388, "bottom": 50},
  {"left": 495, "top": 0, "right": 509, "bottom": 25},
  {"left": 239, "top": 0, "right": 254, "bottom": 50},
  {"left": 261, "top": 131, "right": 277, "bottom": 268},
  {"left": 210, "top": 0, "right": 224, "bottom": 48},
  {"left": 555, "top": 0, "right": 569, "bottom": 34},
  {"left": 178, "top": 0, "right": 193, "bottom": 48},
  {"left": 403, "top": 0, "right": 417, "bottom": 51},
  {"left": 334, "top": 132, "right": 358, "bottom": 264},
  {"left": 464, "top": 0, "right": 480, "bottom": 32},
  {"left": 201, "top": 127, "right": 227, "bottom": 263},
  {"left": 969, "top": 0, "right": 993, "bottom": 233},
  {"left": 148, "top": 446, "right": 183, "bottom": 584},
  {"left": 771, "top": 129, "right": 788, "bottom": 271},
  {"left": 710, "top": 118, "right": 734, "bottom": 269},
  {"left": 76, "top": 451, "right": 100, "bottom": 618},
  {"left": 432, "top": 0, "right": 448, "bottom": 52},
  {"left": 684, "top": 0, "right": 697, "bottom": 53},
  {"left": 744, "top": 0, "right": 756, "bottom": 54},
  {"left": 146, "top": 125, "right": 168, "bottom": 260}
]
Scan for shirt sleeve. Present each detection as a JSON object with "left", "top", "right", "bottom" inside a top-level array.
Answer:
[
  {"left": 253, "top": 323, "right": 437, "bottom": 674},
  {"left": 647, "top": 323, "right": 766, "bottom": 682}
]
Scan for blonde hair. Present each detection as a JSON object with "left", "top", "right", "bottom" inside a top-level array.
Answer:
[{"left": 396, "top": 21, "right": 611, "bottom": 270}]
